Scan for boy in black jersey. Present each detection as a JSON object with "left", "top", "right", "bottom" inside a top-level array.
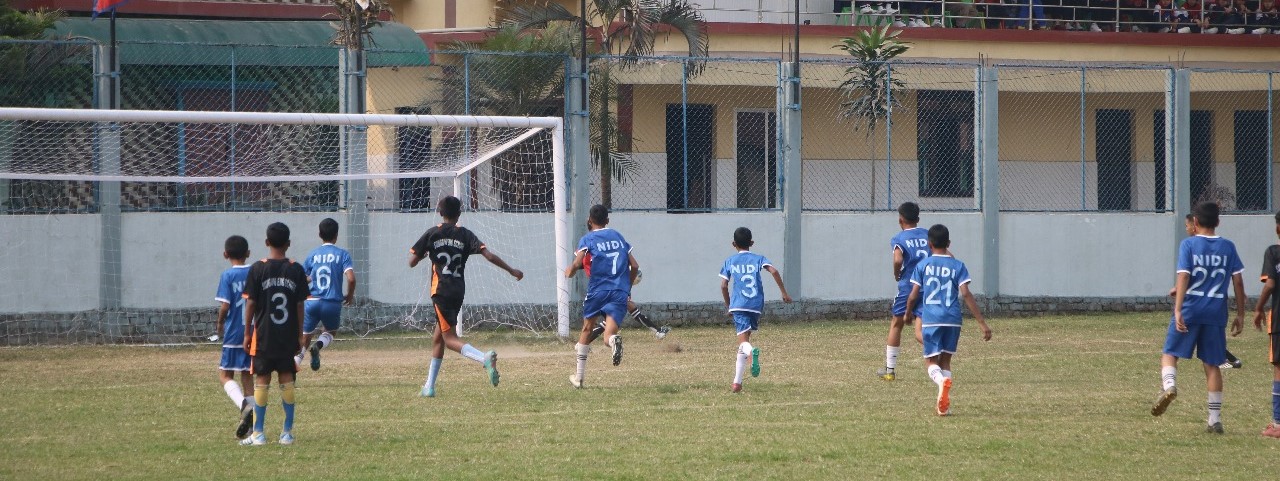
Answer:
[
  {"left": 242, "top": 222, "right": 309, "bottom": 446},
  {"left": 409, "top": 196, "right": 524, "bottom": 398}
]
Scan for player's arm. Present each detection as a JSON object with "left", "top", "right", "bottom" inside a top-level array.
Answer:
[
  {"left": 243, "top": 296, "right": 256, "bottom": 334},
  {"left": 296, "top": 299, "right": 306, "bottom": 348},
  {"left": 627, "top": 253, "right": 640, "bottom": 285},
  {"left": 720, "top": 277, "right": 731, "bottom": 310},
  {"left": 959, "top": 282, "right": 991, "bottom": 341},
  {"left": 763, "top": 265, "right": 792, "bottom": 303},
  {"left": 1230, "top": 272, "right": 1245, "bottom": 336},
  {"left": 214, "top": 301, "right": 229, "bottom": 342},
  {"left": 1173, "top": 272, "right": 1190, "bottom": 332},
  {"left": 1256, "top": 277, "right": 1275, "bottom": 331},
  {"left": 344, "top": 269, "right": 356, "bottom": 305},
  {"left": 409, "top": 250, "right": 425, "bottom": 268},
  {"left": 480, "top": 247, "right": 524, "bottom": 281},
  {"left": 565, "top": 249, "right": 586, "bottom": 278},
  {"left": 906, "top": 284, "right": 923, "bottom": 344},
  {"left": 892, "top": 247, "right": 904, "bottom": 282}
]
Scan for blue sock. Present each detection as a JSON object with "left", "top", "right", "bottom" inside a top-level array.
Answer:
[
  {"left": 282, "top": 401, "right": 295, "bottom": 432},
  {"left": 253, "top": 404, "right": 266, "bottom": 433},
  {"left": 426, "top": 357, "right": 442, "bottom": 389},
  {"left": 1272, "top": 381, "right": 1280, "bottom": 423},
  {"left": 281, "top": 382, "right": 296, "bottom": 432},
  {"left": 460, "top": 344, "right": 485, "bottom": 363}
]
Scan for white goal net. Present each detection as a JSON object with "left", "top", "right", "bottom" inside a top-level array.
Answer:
[{"left": 0, "top": 107, "right": 571, "bottom": 344}]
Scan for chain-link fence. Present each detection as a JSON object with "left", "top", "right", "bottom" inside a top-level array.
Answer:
[{"left": 3, "top": 39, "right": 1279, "bottom": 215}]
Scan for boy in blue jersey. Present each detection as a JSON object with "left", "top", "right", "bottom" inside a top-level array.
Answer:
[
  {"left": 565, "top": 205, "right": 639, "bottom": 388},
  {"left": 1254, "top": 211, "right": 1280, "bottom": 438},
  {"left": 1152, "top": 202, "right": 1246, "bottom": 434},
  {"left": 214, "top": 235, "right": 256, "bottom": 441},
  {"left": 295, "top": 218, "right": 356, "bottom": 371},
  {"left": 905, "top": 224, "right": 992, "bottom": 416},
  {"left": 879, "top": 202, "right": 930, "bottom": 381},
  {"left": 409, "top": 196, "right": 523, "bottom": 397},
  {"left": 719, "top": 227, "right": 792, "bottom": 393},
  {"left": 1171, "top": 214, "right": 1242, "bottom": 369}
]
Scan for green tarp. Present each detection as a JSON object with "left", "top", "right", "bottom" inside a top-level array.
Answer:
[{"left": 49, "top": 17, "right": 429, "bottom": 67}]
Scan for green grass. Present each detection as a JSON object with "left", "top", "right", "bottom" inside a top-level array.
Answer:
[{"left": 4, "top": 313, "right": 1280, "bottom": 480}]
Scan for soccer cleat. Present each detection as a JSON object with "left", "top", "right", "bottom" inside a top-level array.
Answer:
[
  {"left": 610, "top": 335, "right": 624, "bottom": 366},
  {"left": 279, "top": 431, "right": 295, "bottom": 445},
  {"left": 309, "top": 341, "right": 321, "bottom": 371},
  {"left": 655, "top": 325, "right": 671, "bottom": 340},
  {"left": 877, "top": 367, "right": 896, "bottom": 381},
  {"left": 239, "top": 436, "right": 255, "bottom": 446},
  {"left": 1261, "top": 423, "right": 1280, "bottom": 438},
  {"left": 569, "top": 375, "right": 584, "bottom": 389},
  {"left": 235, "top": 400, "right": 254, "bottom": 439},
  {"left": 1151, "top": 386, "right": 1178, "bottom": 416},
  {"left": 1177, "top": 26, "right": 1192, "bottom": 33},
  {"left": 936, "top": 378, "right": 952, "bottom": 416},
  {"left": 1206, "top": 422, "right": 1224, "bottom": 434},
  {"left": 731, "top": 383, "right": 742, "bottom": 393},
  {"left": 248, "top": 432, "right": 267, "bottom": 446},
  {"left": 419, "top": 385, "right": 436, "bottom": 398},
  {"left": 484, "top": 350, "right": 500, "bottom": 387},
  {"left": 750, "top": 348, "right": 761, "bottom": 378}
]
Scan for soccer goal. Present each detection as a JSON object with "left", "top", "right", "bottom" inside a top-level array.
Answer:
[{"left": 0, "top": 107, "right": 572, "bottom": 344}]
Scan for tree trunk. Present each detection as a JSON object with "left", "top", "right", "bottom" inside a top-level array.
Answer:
[{"left": 598, "top": 64, "right": 613, "bottom": 208}]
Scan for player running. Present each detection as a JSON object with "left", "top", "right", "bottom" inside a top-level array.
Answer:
[
  {"left": 719, "top": 227, "right": 792, "bottom": 393},
  {"left": 296, "top": 218, "right": 356, "bottom": 371},
  {"left": 565, "top": 204, "right": 638, "bottom": 388},
  {"left": 879, "top": 202, "right": 930, "bottom": 381}
]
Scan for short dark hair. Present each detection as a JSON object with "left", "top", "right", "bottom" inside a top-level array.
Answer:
[
  {"left": 927, "top": 224, "right": 951, "bottom": 249},
  {"left": 898, "top": 202, "right": 920, "bottom": 224},
  {"left": 589, "top": 204, "right": 609, "bottom": 226},
  {"left": 438, "top": 196, "right": 462, "bottom": 220},
  {"left": 733, "top": 227, "right": 753, "bottom": 248},
  {"left": 266, "top": 222, "right": 290, "bottom": 248},
  {"left": 1274, "top": 210, "right": 1280, "bottom": 225},
  {"left": 319, "top": 218, "right": 339, "bottom": 242},
  {"left": 224, "top": 235, "right": 249, "bottom": 260},
  {"left": 1185, "top": 213, "right": 1194, "bottom": 221},
  {"left": 1193, "top": 201, "right": 1220, "bottom": 229}
]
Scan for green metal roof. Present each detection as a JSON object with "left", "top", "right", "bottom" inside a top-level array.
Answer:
[{"left": 50, "top": 18, "right": 429, "bottom": 67}]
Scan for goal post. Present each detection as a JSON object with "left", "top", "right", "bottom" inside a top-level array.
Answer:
[{"left": 0, "top": 107, "right": 573, "bottom": 343}]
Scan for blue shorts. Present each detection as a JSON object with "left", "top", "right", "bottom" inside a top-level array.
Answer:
[
  {"left": 732, "top": 311, "right": 760, "bottom": 335},
  {"left": 922, "top": 325, "right": 961, "bottom": 358},
  {"left": 583, "top": 290, "right": 628, "bottom": 324},
  {"left": 891, "top": 284, "right": 921, "bottom": 318},
  {"left": 220, "top": 346, "right": 251, "bottom": 371},
  {"left": 304, "top": 299, "right": 342, "bottom": 333},
  {"left": 1163, "top": 319, "right": 1227, "bottom": 366}
]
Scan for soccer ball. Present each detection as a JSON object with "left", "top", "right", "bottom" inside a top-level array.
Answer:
[{"left": 633, "top": 269, "right": 643, "bottom": 286}]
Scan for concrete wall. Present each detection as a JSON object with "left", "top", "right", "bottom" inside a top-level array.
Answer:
[{"left": 0, "top": 214, "right": 100, "bottom": 313}]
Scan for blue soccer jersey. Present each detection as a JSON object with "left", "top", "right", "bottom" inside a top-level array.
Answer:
[
  {"left": 214, "top": 265, "right": 250, "bottom": 348},
  {"left": 302, "top": 243, "right": 354, "bottom": 302},
  {"left": 577, "top": 228, "right": 633, "bottom": 296},
  {"left": 891, "top": 227, "right": 931, "bottom": 288},
  {"left": 910, "top": 255, "right": 971, "bottom": 327},
  {"left": 1176, "top": 235, "right": 1245, "bottom": 326},
  {"left": 719, "top": 251, "right": 773, "bottom": 314}
]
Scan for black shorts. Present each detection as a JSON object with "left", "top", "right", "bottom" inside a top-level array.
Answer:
[
  {"left": 432, "top": 295, "right": 463, "bottom": 333},
  {"left": 252, "top": 356, "right": 297, "bottom": 376}
]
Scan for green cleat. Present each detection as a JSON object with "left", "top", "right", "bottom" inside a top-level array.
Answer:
[
  {"left": 750, "top": 348, "right": 761, "bottom": 378},
  {"left": 1151, "top": 386, "right": 1178, "bottom": 416},
  {"left": 876, "top": 367, "right": 896, "bottom": 381},
  {"left": 419, "top": 385, "right": 435, "bottom": 398},
  {"left": 484, "top": 350, "right": 500, "bottom": 387}
]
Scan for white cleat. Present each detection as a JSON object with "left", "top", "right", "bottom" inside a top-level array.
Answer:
[{"left": 569, "top": 375, "right": 584, "bottom": 389}]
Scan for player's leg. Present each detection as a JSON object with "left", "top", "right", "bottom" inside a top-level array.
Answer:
[
  {"left": 1153, "top": 319, "right": 1187, "bottom": 416},
  {"left": 236, "top": 369, "right": 255, "bottom": 439},
  {"left": 307, "top": 301, "right": 340, "bottom": 371},
  {"left": 297, "top": 300, "right": 321, "bottom": 367},
  {"left": 278, "top": 369, "right": 297, "bottom": 444},
  {"left": 434, "top": 298, "right": 498, "bottom": 386},
  {"left": 921, "top": 326, "right": 953, "bottom": 416},
  {"left": 732, "top": 328, "right": 752, "bottom": 393},
  {"left": 249, "top": 364, "right": 271, "bottom": 445},
  {"left": 571, "top": 315, "right": 600, "bottom": 388},
  {"left": 1198, "top": 326, "right": 1226, "bottom": 433},
  {"left": 218, "top": 366, "right": 244, "bottom": 409},
  {"left": 1266, "top": 329, "right": 1280, "bottom": 438},
  {"left": 880, "top": 309, "right": 907, "bottom": 381},
  {"left": 731, "top": 313, "right": 760, "bottom": 393},
  {"left": 421, "top": 327, "right": 446, "bottom": 397},
  {"left": 602, "top": 290, "right": 628, "bottom": 366},
  {"left": 627, "top": 299, "right": 670, "bottom": 339}
]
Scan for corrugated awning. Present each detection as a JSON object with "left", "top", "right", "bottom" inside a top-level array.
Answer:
[{"left": 49, "top": 17, "right": 429, "bottom": 67}]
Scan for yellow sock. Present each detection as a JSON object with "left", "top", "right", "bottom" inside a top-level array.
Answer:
[
  {"left": 280, "top": 382, "right": 295, "bottom": 404},
  {"left": 254, "top": 384, "right": 269, "bottom": 407}
]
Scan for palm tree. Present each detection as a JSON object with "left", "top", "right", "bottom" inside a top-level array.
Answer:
[
  {"left": 835, "top": 25, "right": 910, "bottom": 209},
  {"left": 330, "top": 0, "right": 388, "bottom": 50},
  {"left": 501, "top": 0, "right": 709, "bottom": 208}
]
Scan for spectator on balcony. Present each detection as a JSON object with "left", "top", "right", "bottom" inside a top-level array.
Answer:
[
  {"left": 946, "top": 0, "right": 987, "bottom": 27},
  {"left": 1060, "top": 0, "right": 1100, "bottom": 30},
  {"left": 1010, "top": 0, "right": 1050, "bottom": 28},
  {"left": 1254, "top": 0, "right": 1279, "bottom": 32},
  {"left": 1205, "top": 0, "right": 1248, "bottom": 32},
  {"left": 1154, "top": 0, "right": 1180, "bottom": 31},
  {"left": 1122, "top": 0, "right": 1156, "bottom": 31},
  {"left": 1175, "top": 0, "right": 1206, "bottom": 32},
  {"left": 900, "top": 0, "right": 942, "bottom": 27}
]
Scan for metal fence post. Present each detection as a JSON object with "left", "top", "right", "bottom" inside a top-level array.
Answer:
[
  {"left": 681, "top": 58, "right": 689, "bottom": 209},
  {"left": 565, "top": 55, "right": 590, "bottom": 336},
  {"left": 341, "top": 48, "right": 370, "bottom": 301},
  {"left": 96, "top": 42, "right": 122, "bottom": 310},
  {"left": 1079, "top": 66, "right": 1086, "bottom": 210},
  {"left": 461, "top": 52, "right": 472, "bottom": 202},
  {"left": 1269, "top": 72, "right": 1274, "bottom": 212},
  {"left": 886, "top": 64, "right": 894, "bottom": 210},
  {"left": 230, "top": 44, "right": 238, "bottom": 209},
  {"left": 780, "top": 60, "right": 803, "bottom": 298},
  {"left": 977, "top": 66, "right": 1000, "bottom": 298},
  {"left": 1168, "top": 68, "right": 1191, "bottom": 252}
]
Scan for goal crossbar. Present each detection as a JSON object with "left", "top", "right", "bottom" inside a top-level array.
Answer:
[{"left": 0, "top": 107, "right": 561, "bottom": 130}]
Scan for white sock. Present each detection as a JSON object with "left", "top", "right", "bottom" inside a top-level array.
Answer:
[
  {"left": 1161, "top": 366, "right": 1177, "bottom": 391},
  {"left": 460, "top": 343, "right": 485, "bottom": 363},
  {"left": 317, "top": 331, "right": 333, "bottom": 349},
  {"left": 575, "top": 343, "right": 590, "bottom": 381},
  {"left": 740, "top": 342, "right": 755, "bottom": 356},
  {"left": 941, "top": 369, "right": 952, "bottom": 379},
  {"left": 927, "top": 365, "right": 946, "bottom": 387},
  {"left": 223, "top": 380, "right": 245, "bottom": 408},
  {"left": 1208, "top": 391, "right": 1223, "bottom": 424},
  {"left": 885, "top": 346, "right": 900, "bottom": 370},
  {"left": 734, "top": 348, "right": 748, "bottom": 384}
]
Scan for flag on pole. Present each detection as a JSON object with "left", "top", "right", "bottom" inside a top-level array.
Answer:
[{"left": 92, "top": 0, "right": 130, "bottom": 18}]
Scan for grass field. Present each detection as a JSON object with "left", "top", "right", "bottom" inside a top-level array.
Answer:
[{"left": 3, "top": 313, "right": 1280, "bottom": 480}]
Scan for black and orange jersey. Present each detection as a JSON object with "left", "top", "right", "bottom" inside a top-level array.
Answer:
[
  {"left": 242, "top": 258, "right": 308, "bottom": 358},
  {"left": 1263, "top": 244, "right": 1280, "bottom": 334},
  {"left": 410, "top": 223, "right": 485, "bottom": 300}
]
